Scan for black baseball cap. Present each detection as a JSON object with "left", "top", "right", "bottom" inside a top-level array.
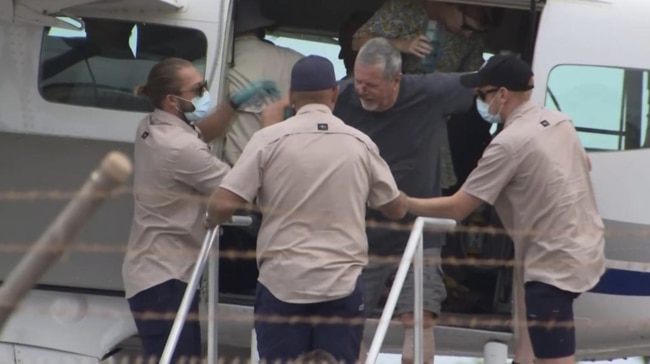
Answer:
[
  {"left": 460, "top": 54, "right": 534, "bottom": 91},
  {"left": 291, "top": 55, "right": 337, "bottom": 92}
]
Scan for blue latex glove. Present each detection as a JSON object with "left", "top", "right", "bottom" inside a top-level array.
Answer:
[{"left": 229, "top": 80, "right": 281, "bottom": 109}]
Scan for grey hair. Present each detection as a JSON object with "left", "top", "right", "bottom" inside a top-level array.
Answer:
[{"left": 356, "top": 37, "right": 402, "bottom": 79}]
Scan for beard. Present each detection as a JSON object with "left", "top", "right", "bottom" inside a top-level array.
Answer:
[
  {"left": 179, "top": 99, "right": 196, "bottom": 113},
  {"left": 359, "top": 98, "right": 380, "bottom": 111},
  {"left": 173, "top": 99, "right": 196, "bottom": 124}
]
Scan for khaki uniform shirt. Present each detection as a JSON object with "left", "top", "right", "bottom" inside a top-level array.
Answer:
[
  {"left": 216, "top": 35, "right": 303, "bottom": 166},
  {"left": 219, "top": 104, "right": 401, "bottom": 304},
  {"left": 462, "top": 101, "right": 606, "bottom": 293},
  {"left": 123, "top": 109, "right": 230, "bottom": 298}
]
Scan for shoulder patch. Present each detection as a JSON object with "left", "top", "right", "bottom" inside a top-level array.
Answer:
[
  {"left": 140, "top": 130, "right": 149, "bottom": 139},
  {"left": 317, "top": 123, "right": 328, "bottom": 131},
  {"left": 540, "top": 120, "right": 549, "bottom": 127}
]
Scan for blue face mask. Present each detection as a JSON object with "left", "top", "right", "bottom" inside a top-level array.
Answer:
[
  {"left": 176, "top": 91, "right": 211, "bottom": 124},
  {"left": 476, "top": 97, "right": 503, "bottom": 124}
]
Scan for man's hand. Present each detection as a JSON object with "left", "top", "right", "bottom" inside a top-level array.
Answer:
[
  {"left": 230, "top": 80, "right": 281, "bottom": 110},
  {"left": 204, "top": 212, "right": 218, "bottom": 229},
  {"left": 262, "top": 96, "right": 291, "bottom": 128}
]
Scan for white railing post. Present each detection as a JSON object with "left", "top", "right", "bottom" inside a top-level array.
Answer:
[
  {"left": 365, "top": 218, "right": 423, "bottom": 364},
  {"left": 160, "top": 215, "right": 252, "bottom": 364},
  {"left": 160, "top": 227, "right": 217, "bottom": 364},
  {"left": 207, "top": 226, "right": 221, "bottom": 364},
  {"left": 364, "top": 217, "right": 456, "bottom": 364},
  {"left": 251, "top": 328, "right": 260, "bottom": 364},
  {"left": 413, "top": 233, "right": 424, "bottom": 364}
]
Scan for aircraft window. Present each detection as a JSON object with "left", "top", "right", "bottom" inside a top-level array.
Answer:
[
  {"left": 545, "top": 64, "right": 650, "bottom": 151},
  {"left": 38, "top": 17, "right": 208, "bottom": 113},
  {"left": 264, "top": 33, "right": 346, "bottom": 80}
]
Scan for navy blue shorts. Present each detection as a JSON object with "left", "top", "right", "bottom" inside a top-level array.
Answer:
[
  {"left": 525, "top": 281, "right": 580, "bottom": 359},
  {"left": 128, "top": 279, "right": 201, "bottom": 363},
  {"left": 254, "top": 277, "right": 365, "bottom": 364}
]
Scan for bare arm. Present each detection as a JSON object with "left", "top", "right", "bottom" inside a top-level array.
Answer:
[
  {"left": 261, "top": 97, "right": 291, "bottom": 127},
  {"left": 407, "top": 190, "right": 483, "bottom": 222},
  {"left": 195, "top": 101, "right": 236, "bottom": 143},
  {"left": 206, "top": 188, "right": 250, "bottom": 227},
  {"left": 376, "top": 191, "right": 408, "bottom": 220}
]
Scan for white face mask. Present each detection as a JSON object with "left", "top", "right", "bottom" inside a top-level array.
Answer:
[
  {"left": 175, "top": 91, "right": 212, "bottom": 124},
  {"left": 476, "top": 96, "right": 503, "bottom": 124}
]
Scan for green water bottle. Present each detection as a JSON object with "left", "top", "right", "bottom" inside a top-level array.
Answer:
[{"left": 421, "top": 20, "right": 440, "bottom": 72}]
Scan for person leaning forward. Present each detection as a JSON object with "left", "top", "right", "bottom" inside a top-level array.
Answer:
[
  {"left": 206, "top": 55, "right": 408, "bottom": 364},
  {"left": 333, "top": 37, "right": 476, "bottom": 364},
  {"left": 122, "top": 57, "right": 280, "bottom": 364},
  {"left": 407, "top": 54, "right": 606, "bottom": 364}
]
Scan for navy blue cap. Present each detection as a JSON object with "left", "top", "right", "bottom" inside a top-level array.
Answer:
[{"left": 291, "top": 55, "right": 337, "bottom": 92}]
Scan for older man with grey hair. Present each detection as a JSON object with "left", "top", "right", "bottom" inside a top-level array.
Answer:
[{"left": 332, "top": 37, "right": 475, "bottom": 364}]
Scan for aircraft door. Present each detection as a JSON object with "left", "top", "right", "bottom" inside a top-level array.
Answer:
[{"left": 532, "top": 0, "right": 650, "bottom": 234}]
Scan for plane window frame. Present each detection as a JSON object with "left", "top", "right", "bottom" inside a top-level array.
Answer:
[
  {"left": 37, "top": 17, "right": 209, "bottom": 113},
  {"left": 544, "top": 63, "right": 650, "bottom": 152}
]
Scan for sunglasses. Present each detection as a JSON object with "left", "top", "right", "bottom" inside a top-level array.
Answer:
[
  {"left": 475, "top": 88, "right": 499, "bottom": 101},
  {"left": 179, "top": 80, "right": 209, "bottom": 97}
]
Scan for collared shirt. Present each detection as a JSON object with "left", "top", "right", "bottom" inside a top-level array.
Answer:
[
  {"left": 123, "top": 109, "right": 230, "bottom": 298},
  {"left": 461, "top": 101, "right": 606, "bottom": 293},
  {"left": 219, "top": 104, "right": 401, "bottom": 304},
  {"left": 214, "top": 35, "right": 303, "bottom": 166}
]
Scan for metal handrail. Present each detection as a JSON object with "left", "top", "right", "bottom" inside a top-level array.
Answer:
[
  {"left": 160, "top": 215, "right": 253, "bottom": 364},
  {"left": 365, "top": 217, "right": 456, "bottom": 364}
]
